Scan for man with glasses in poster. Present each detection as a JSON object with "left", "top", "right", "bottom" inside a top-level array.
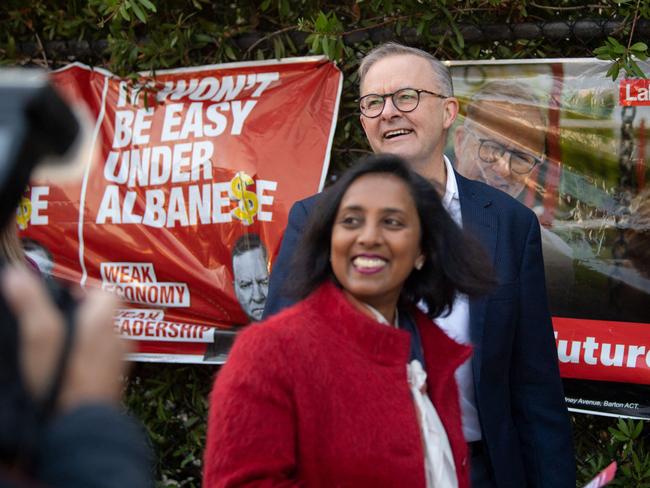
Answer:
[
  {"left": 454, "top": 81, "right": 546, "bottom": 199},
  {"left": 264, "top": 43, "right": 575, "bottom": 487},
  {"left": 454, "top": 81, "right": 575, "bottom": 314}
]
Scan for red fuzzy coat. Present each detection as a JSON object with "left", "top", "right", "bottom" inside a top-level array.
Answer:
[{"left": 204, "top": 282, "right": 471, "bottom": 487}]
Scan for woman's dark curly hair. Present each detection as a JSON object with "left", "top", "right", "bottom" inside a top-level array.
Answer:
[{"left": 285, "top": 154, "right": 495, "bottom": 318}]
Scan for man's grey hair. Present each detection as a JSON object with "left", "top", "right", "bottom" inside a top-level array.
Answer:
[
  {"left": 358, "top": 42, "right": 453, "bottom": 97},
  {"left": 232, "top": 233, "right": 267, "bottom": 262},
  {"left": 465, "top": 80, "right": 548, "bottom": 127}
]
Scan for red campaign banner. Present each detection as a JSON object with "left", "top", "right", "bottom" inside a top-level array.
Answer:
[
  {"left": 554, "top": 317, "right": 650, "bottom": 384},
  {"left": 19, "top": 58, "right": 342, "bottom": 363},
  {"left": 620, "top": 78, "right": 650, "bottom": 106}
]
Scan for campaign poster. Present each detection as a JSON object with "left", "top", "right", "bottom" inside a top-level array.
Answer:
[
  {"left": 19, "top": 58, "right": 342, "bottom": 363},
  {"left": 448, "top": 59, "right": 650, "bottom": 418}
]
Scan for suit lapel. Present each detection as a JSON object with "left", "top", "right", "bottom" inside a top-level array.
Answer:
[{"left": 455, "top": 171, "right": 498, "bottom": 386}]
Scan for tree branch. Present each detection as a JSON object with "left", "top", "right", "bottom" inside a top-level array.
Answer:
[
  {"left": 244, "top": 25, "right": 296, "bottom": 56},
  {"left": 627, "top": 0, "right": 642, "bottom": 50}
]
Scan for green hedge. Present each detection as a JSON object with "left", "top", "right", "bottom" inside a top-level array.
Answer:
[
  {"left": 2, "top": 0, "right": 648, "bottom": 175},
  {"left": 126, "top": 364, "right": 650, "bottom": 487},
  {"left": 125, "top": 364, "right": 215, "bottom": 487}
]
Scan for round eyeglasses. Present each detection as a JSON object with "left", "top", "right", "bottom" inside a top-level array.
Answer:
[
  {"left": 477, "top": 138, "right": 543, "bottom": 175},
  {"left": 358, "top": 88, "right": 447, "bottom": 118}
]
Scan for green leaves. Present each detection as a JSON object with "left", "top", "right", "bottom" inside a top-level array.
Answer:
[
  {"left": 124, "top": 364, "right": 214, "bottom": 487},
  {"left": 575, "top": 415, "right": 650, "bottom": 487},
  {"left": 88, "top": 0, "right": 157, "bottom": 26},
  {"left": 440, "top": 6, "right": 464, "bottom": 56},
  {"left": 609, "top": 418, "right": 644, "bottom": 443},
  {"left": 596, "top": 36, "right": 627, "bottom": 57},
  {"left": 631, "top": 42, "right": 648, "bottom": 55},
  {"left": 128, "top": 0, "right": 158, "bottom": 23},
  {"left": 303, "top": 11, "right": 347, "bottom": 61},
  {"left": 258, "top": 0, "right": 292, "bottom": 18},
  {"left": 594, "top": 37, "right": 648, "bottom": 81},
  {"left": 3, "top": 0, "right": 648, "bottom": 83}
]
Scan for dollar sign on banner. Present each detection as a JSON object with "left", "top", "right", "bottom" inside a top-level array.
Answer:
[
  {"left": 16, "top": 196, "right": 31, "bottom": 230},
  {"left": 230, "top": 171, "right": 259, "bottom": 225}
]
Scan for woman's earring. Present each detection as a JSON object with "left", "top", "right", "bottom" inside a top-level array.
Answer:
[{"left": 415, "top": 257, "right": 424, "bottom": 270}]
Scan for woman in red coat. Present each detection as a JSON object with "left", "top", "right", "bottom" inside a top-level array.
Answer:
[{"left": 204, "top": 154, "right": 494, "bottom": 488}]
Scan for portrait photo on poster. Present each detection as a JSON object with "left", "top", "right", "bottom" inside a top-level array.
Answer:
[
  {"left": 450, "top": 78, "right": 575, "bottom": 315},
  {"left": 449, "top": 59, "right": 650, "bottom": 416},
  {"left": 203, "top": 232, "right": 269, "bottom": 362},
  {"left": 231, "top": 233, "right": 269, "bottom": 323}
]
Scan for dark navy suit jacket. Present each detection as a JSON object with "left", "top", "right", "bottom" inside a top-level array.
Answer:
[{"left": 263, "top": 170, "right": 575, "bottom": 488}]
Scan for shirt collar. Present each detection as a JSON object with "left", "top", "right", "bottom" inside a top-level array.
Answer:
[
  {"left": 441, "top": 154, "right": 459, "bottom": 212},
  {"left": 364, "top": 303, "right": 399, "bottom": 328}
]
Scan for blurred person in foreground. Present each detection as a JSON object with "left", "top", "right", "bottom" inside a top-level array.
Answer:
[
  {"left": 1, "top": 222, "right": 24, "bottom": 266},
  {"left": 1, "top": 216, "right": 37, "bottom": 271},
  {"left": 263, "top": 42, "right": 575, "bottom": 487},
  {"left": 0, "top": 266, "right": 152, "bottom": 487},
  {"left": 0, "top": 68, "right": 152, "bottom": 487},
  {"left": 453, "top": 80, "right": 574, "bottom": 314},
  {"left": 204, "top": 155, "right": 495, "bottom": 487}
]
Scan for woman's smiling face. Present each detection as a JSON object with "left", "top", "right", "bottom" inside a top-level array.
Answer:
[{"left": 330, "top": 173, "right": 423, "bottom": 319}]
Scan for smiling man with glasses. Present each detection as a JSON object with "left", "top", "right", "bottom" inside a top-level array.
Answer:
[
  {"left": 263, "top": 43, "right": 575, "bottom": 488},
  {"left": 356, "top": 49, "right": 459, "bottom": 191},
  {"left": 358, "top": 87, "right": 448, "bottom": 118}
]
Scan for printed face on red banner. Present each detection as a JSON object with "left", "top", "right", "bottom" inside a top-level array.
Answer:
[{"left": 21, "top": 59, "right": 342, "bottom": 362}]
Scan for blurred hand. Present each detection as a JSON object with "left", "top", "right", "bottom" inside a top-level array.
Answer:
[
  {"left": 59, "top": 286, "right": 130, "bottom": 411},
  {"left": 1, "top": 267, "right": 130, "bottom": 413}
]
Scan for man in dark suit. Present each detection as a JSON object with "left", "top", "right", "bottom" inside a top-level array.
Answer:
[{"left": 263, "top": 42, "right": 575, "bottom": 487}]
